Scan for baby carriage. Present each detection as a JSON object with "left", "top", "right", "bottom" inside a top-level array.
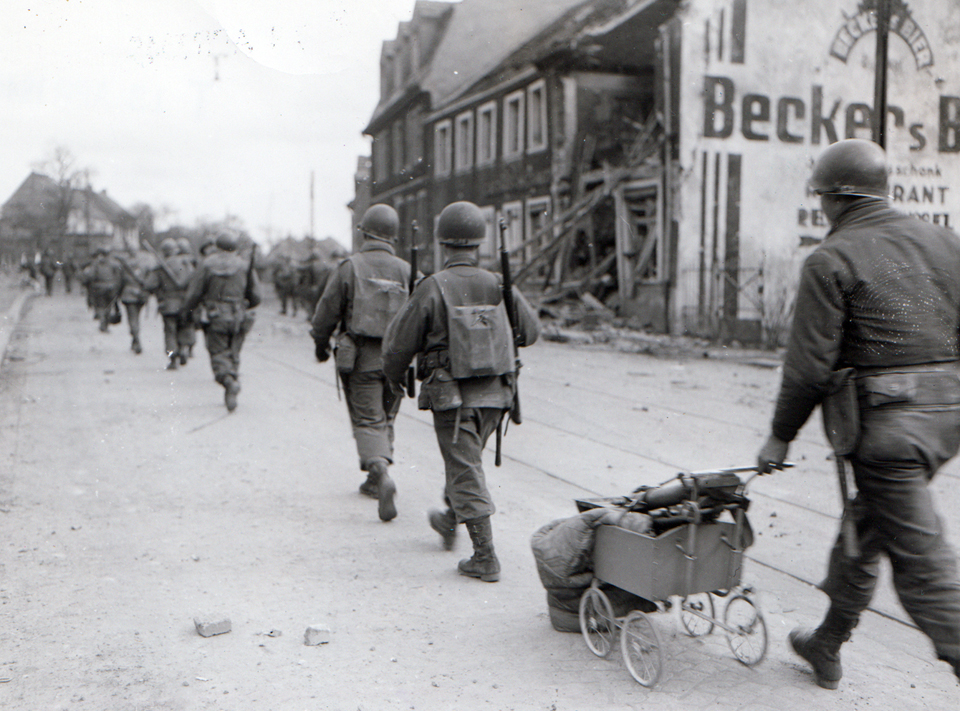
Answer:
[{"left": 574, "top": 465, "right": 787, "bottom": 687}]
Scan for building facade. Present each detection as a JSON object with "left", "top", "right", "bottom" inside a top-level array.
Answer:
[{"left": 361, "top": 0, "right": 960, "bottom": 344}]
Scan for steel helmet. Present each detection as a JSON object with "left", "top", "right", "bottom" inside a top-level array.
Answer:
[
  {"left": 215, "top": 231, "right": 239, "bottom": 252},
  {"left": 809, "top": 139, "right": 889, "bottom": 198},
  {"left": 358, "top": 204, "right": 399, "bottom": 241},
  {"left": 176, "top": 237, "right": 192, "bottom": 255},
  {"left": 437, "top": 201, "right": 486, "bottom": 246},
  {"left": 159, "top": 238, "right": 179, "bottom": 257}
]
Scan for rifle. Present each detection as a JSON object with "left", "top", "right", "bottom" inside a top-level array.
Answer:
[
  {"left": 406, "top": 221, "right": 419, "bottom": 398},
  {"left": 117, "top": 252, "right": 149, "bottom": 291},
  {"left": 141, "top": 239, "right": 187, "bottom": 290},
  {"left": 495, "top": 217, "right": 523, "bottom": 466}
]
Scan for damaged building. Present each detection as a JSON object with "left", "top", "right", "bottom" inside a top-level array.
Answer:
[{"left": 359, "top": 0, "right": 960, "bottom": 345}]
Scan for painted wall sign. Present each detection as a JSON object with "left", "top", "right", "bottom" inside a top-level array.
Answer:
[{"left": 671, "top": 0, "right": 960, "bottom": 338}]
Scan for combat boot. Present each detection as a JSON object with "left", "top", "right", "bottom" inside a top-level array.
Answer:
[
  {"left": 223, "top": 376, "right": 241, "bottom": 412},
  {"left": 458, "top": 516, "right": 500, "bottom": 582},
  {"left": 428, "top": 508, "right": 458, "bottom": 550},
  {"left": 369, "top": 459, "right": 396, "bottom": 522},
  {"left": 358, "top": 471, "right": 379, "bottom": 498},
  {"left": 939, "top": 655, "right": 960, "bottom": 682},
  {"left": 179, "top": 347, "right": 188, "bottom": 365},
  {"left": 166, "top": 352, "right": 178, "bottom": 370},
  {"left": 131, "top": 336, "right": 142, "bottom": 354},
  {"left": 788, "top": 607, "right": 856, "bottom": 690}
]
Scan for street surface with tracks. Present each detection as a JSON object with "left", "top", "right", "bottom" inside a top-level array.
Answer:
[{"left": 1, "top": 281, "right": 957, "bottom": 709}]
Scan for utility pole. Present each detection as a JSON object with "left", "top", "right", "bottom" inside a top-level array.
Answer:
[
  {"left": 309, "top": 171, "right": 315, "bottom": 239},
  {"left": 873, "top": 0, "right": 891, "bottom": 148}
]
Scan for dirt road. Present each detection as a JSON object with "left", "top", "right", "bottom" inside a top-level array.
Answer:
[{"left": 1, "top": 290, "right": 957, "bottom": 710}]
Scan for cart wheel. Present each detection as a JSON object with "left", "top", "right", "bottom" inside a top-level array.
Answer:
[
  {"left": 680, "top": 593, "right": 715, "bottom": 637},
  {"left": 620, "top": 611, "right": 663, "bottom": 687},
  {"left": 579, "top": 585, "right": 616, "bottom": 658},
  {"left": 724, "top": 594, "right": 767, "bottom": 666}
]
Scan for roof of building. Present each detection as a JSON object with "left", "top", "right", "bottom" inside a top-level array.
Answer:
[
  {"left": 474, "top": 0, "right": 679, "bottom": 88},
  {"left": 366, "top": 0, "right": 587, "bottom": 131},
  {"left": 1, "top": 172, "right": 134, "bottom": 228}
]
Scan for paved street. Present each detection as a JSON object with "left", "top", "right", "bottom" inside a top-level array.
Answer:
[{"left": 1, "top": 286, "right": 958, "bottom": 710}]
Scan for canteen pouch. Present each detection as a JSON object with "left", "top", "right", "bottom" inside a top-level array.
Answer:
[
  {"left": 334, "top": 332, "right": 358, "bottom": 374},
  {"left": 821, "top": 367, "right": 860, "bottom": 457},
  {"left": 419, "top": 368, "right": 463, "bottom": 412}
]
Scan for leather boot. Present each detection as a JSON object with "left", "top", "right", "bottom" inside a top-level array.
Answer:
[
  {"left": 939, "top": 655, "right": 960, "bottom": 682},
  {"left": 223, "top": 376, "right": 241, "bottom": 412},
  {"left": 788, "top": 607, "right": 856, "bottom": 689},
  {"left": 166, "top": 352, "right": 178, "bottom": 370},
  {"left": 428, "top": 508, "right": 457, "bottom": 551},
  {"left": 358, "top": 471, "right": 379, "bottom": 498},
  {"left": 179, "top": 347, "right": 188, "bottom": 365},
  {"left": 369, "top": 459, "right": 396, "bottom": 522},
  {"left": 458, "top": 516, "right": 500, "bottom": 582},
  {"left": 131, "top": 336, "right": 142, "bottom": 354}
]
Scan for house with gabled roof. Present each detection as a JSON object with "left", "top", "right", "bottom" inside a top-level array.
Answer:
[
  {"left": 363, "top": 0, "right": 680, "bottom": 331},
  {"left": 0, "top": 172, "right": 138, "bottom": 263}
]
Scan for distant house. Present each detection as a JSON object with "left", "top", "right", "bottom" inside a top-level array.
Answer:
[{"left": 0, "top": 172, "right": 138, "bottom": 264}]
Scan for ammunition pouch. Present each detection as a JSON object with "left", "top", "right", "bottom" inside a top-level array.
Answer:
[
  {"left": 205, "top": 299, "right": 248, "bottom": 335},
  {"left": 418, "top": 349, "right": 451, "bottom": 378},
  {"left": 334, "top": 332, "right": 358, "bottom": 374},
  {"left": 418, "top": 367, "right": 462, "bottom": 412},
  {"left": 821, "top": 367, "right": 859, "bottom": 457}
]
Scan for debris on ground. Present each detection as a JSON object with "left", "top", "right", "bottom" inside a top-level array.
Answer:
[
  {"left": 536, "top": 295, "right": 782, "bottom": 367},
  {"left": 194, "top": 616, "right": 232, "bottom": 638},
  {"left": 304, "top": 625, "right": 331, "bottom": 646}
]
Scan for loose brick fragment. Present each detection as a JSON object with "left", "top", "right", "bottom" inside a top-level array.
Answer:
[
  {"left": 194, "top": 616, "right": 231, "bottom": 637},
  {"left": 304, "top": 625, "right": 331, "bottom": 646}
]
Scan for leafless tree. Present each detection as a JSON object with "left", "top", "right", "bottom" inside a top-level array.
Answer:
[{"left": 29, "top": 146, "right": 94, "bottom": 250}]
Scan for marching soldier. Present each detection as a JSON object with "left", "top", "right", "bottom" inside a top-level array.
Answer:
[
  {"left": 118, "top": 247, "right": 154, "bottom": 354},
  {"left": 272, "top": 255, "right": 300, "bottom": 316},
  {"left": 180, "top": 231, "right": 261, "bottom": 412},
  {"left": 297, "top": 251, "right": 332, "bottom": 319},
  {"left": 146, "top": 238, "right": 195, "bottom": 370},
  {"left": 80, "top": 246, "right": 123, "bottom": 333},
  {"left": 61, "top": 256, "right": 77, "bottom": 294},
  {"left": 38, "top": 249, "right": 58, "bottom": 296},
  {"left": 382, "top": 201, "right": 540, "bottom": 582},
  {"left": 757, "top": 139, "right": 960, "bottom": 688},
  {"left": 310, "top": 204, "right": 410, "bottom": 522}
]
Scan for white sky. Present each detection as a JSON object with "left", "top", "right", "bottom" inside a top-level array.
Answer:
[{"left": 0, "top": 0, "right": 424, "bottom": 248}]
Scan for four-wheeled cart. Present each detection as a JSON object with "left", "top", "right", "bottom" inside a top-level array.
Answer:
[{"left": 576, "top": 467, "right": 780, "bottom": 687}]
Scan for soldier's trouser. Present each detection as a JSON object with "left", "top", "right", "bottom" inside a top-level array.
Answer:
[
  {"left": 89, "top": 288, "right": 114, "bottom": 330},
  {"left": 341, "top": 369, "right": 400, "bottom": 470},
  {"left": 820, "top": 366, "right": 960, "bottom": 662},
  {"left": 123, "top": 302, "right": 144, "bottom": 338},
  {"left": 203, "top": 320, "right": 253, "bottom": 384},
  {"left": 432, "top": 407, "right": 503, "bottom": 523},
  {"left": 162, "top": 314, "right": 195, "bottom": 354}
]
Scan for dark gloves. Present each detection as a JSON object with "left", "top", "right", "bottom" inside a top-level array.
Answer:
[{"left": 314, "top": 338, "right": 330, "bottom": 363}]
